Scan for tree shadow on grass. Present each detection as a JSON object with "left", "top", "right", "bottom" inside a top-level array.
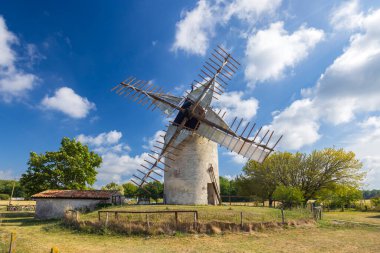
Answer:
[
  {"left": 0, "top": 211, "right": 59, "bottom": 227},
  {"left": 367, "top": 215, "right": 380, "bottom": 219}
]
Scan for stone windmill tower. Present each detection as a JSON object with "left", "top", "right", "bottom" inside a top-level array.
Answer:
[{"left": 111, "top": 46, "right": 282, "bottom": 205}]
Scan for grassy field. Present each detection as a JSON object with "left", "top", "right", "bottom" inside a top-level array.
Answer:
[
  {"left": 324, "top": 210, "right": 380, "bottom": 225},
  {"left": 1, "top": 205, "right": 379, "bottom": 253},
  {"left": 83, "top": 204, "right": 311, "bottom": 224}
]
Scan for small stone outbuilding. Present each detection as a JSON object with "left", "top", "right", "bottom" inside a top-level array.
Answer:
[{"left": 32, "top": 190, "right": 123, "bottom": 219}]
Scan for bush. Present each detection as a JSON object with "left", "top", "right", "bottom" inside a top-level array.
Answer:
[
  {"left": 0, "top": 193, "right": 10, "bottom": 200},
  {"left": 96, "top": 203, "right": 112, "bottom": 209}
]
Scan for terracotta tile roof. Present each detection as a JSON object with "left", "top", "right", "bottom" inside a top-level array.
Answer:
[{"left": 32, "top": 190, "right": 121, "bottom": 199}]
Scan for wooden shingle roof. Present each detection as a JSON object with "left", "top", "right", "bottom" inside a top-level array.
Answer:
[{"left": 32, "top": 190, "right": 121, "bottom": 199}]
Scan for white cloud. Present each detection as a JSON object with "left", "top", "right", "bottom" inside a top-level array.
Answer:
[
  {"left": 41, "top": 87, "right": 96, "bottom": 118},
  {"left": 97, "top": 152, "right": 148, "bottom": 184},
  {"left": 224, "top": 151, "right": 248, "bottom": 165},
  {"left": 213, "top": 91, "right": 259, "bottom": 123},
  {"left": 345, "top": 117, "right": 380, "bottom": 189},
  {"left": 77, "top": 130, "right": 122, "bottom": 147},
  {"left": 143, "top": 130, "right": 165, "bottom": 150},
  {"left": 361, "top": 156, "right": 380, "bottom": 189},
  {"left": 25, "top": 43, "right": 45, "bottom": 66},
  {"left": 171, "top": 0, "right": 217, "bottom": 55},
  {"left": 269, "top": 8, "right": 380, "bottom": 150},
  {"left": 0, "top": 17, "right": 17, "bottom": 67},
  {"left": 330, "top": 0, "right": 363, "bottom": 30},
  {"left": 222, "top": 174, "right": 238, "bottom": 181},
  {"left": 346, "top": 117, "right": 380, "bottom": 158},
  {"left": 171, "top": 0, "right": 283, "bottom": 55},
  {"left": 0, "top": 16, "right": 38, "bottom": 102},
  {"left": 268, "top": 99, "right": 320, "bottom": 150},
  {"left": 245, "top": 22, "right": 324, "bottom": 86},
  {"left": 0, "top": 169, "right": 14, "bottom": 180},
  {"left": 307, "top": 8, "right": 380, "bottom": 125},
  {"left": 78, "top": 130, "right": 163, "bottom": 185},
  {"left": 0, "top": 73, "right": 37, "bottom": 102},
  {"left": 224, "top": 0, "right": 282, "bottom": 22}
]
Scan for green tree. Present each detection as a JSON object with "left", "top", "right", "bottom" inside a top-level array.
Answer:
[
  {"left": 0, "top": 180, "right": 25, "bottom": 198},
  {"left": 273, "top": 185, "right": 304, "bottom": 209},
  {"left": 122, "top": 182, "right": 138, "bottom": 198},
  {"left": 270, "top": 148, "right": 364, "bottom": 202},
  {"left": 316, "top": 187, "right": 336, "bottom": 210},
  {"left": 236, "top": 155, "right": 278, "bottom": 206},
  {"left": 20, "top": 137, "right": 102, "bottom": 196},
  {"left": 138, "top": 181, "right": 163, "bottom": 202},
  {"left": 219, "top": 176, "right": 237, "bottom": 196},
  {"left": 332, "top": 185, "right": 362, "bottom": 211},
  {"left": 101, "top": 182, "right": 124, "bottom": 195},
  {"left": 371, "top": 197, "right": 380, "bottom": 207},
  {"left": 301, "top": 148, "right": 364, "bottom": 202}
]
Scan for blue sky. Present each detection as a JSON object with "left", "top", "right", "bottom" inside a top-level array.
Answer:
[{"left": 1, "top": 0, "right": 379, "bottom": 189}]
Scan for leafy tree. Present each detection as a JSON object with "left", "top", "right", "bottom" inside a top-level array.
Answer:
[
  {"left": 273, "top": 185, "right": 304, "bottom": 209},
  {"left": 316, "top": 187, "right": 336, "bottom": 210},
  {"left": 20, "top": 137, "right": 102, "bottom": 196},
  {"left": 219, "top": 176, "right": 237, "bottom": 196},
  {"left": 101, "top": 182, "right": 124, "bottom": 195},
  {"left": 137, "top": 181, "right": 164, "bottom": 202},
  {"left": 332, "top": 185, "right": 362, "bottom": 211},
  {"left": 122, "top": 182, "right": 138, "bottom": 198},
  {"left": 371, "top": 197, "right": 380, "bottom": 207},
  {"left": 0, "top": 180, "right": 25, "bottom": 198},
  {"left": 236, "top": 155, "right": 278, "bottom": 206},
  {"left": 300, "top": 148, "right": 364, "bottom": 201},
  {"left": 269, "top": 148, "right": 364, "bottom": 203}
]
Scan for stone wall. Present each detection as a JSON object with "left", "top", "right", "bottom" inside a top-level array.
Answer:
[
  {"left": 35, "top": 199, "right": 103, "bottom": 219},
  {"left": 164, "top": 134, "right": 219, "bottom": 205}
]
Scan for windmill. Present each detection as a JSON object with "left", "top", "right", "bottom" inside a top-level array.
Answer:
[{"left": 111, "top": 46, "right": 282, "bottom": 205}]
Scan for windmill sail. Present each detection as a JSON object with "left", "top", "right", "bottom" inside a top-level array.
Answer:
[{"left": 111, "top": 78, "right": 183, "bottom": 116}]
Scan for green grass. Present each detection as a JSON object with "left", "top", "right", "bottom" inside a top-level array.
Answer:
[
  {"left": 1, "top": 206, "right": 379, "bottom": 252},
  {"left": 82, "top": 204, "right": 311, "bottom": 224}
]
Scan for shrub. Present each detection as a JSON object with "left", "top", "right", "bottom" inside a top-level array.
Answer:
[
  {"left": 0, "top": 193, "right": 10, "bottom": 200},
  {"left": 96, "top": 203, "right": 112, "bottom": 209}
]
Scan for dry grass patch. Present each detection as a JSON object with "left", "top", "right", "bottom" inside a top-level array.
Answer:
[{"left": 323, "top": 211, "right": 380, "bottom": 225}]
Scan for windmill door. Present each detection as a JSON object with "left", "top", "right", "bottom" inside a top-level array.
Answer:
[{"left": 207, "top": 183, "right": 216, "bottom": 205}]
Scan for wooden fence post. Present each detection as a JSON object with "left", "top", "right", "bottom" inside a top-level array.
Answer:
[
  {"left": 98, "top": 211, "right": 101, "bottom": 222},
  {"left": 175, "top": 211, "right": 178, "bottom": 228},
  {"left": 240, "top": 212, "right": 243, "bottom": 229},
  {"left": 105, "top": 212, "right": 109, "bottom": 227},
  {"left": 281, "top": 208, "right": 285, "bottom": 224},
  {"left": 8, "top": 232, "right": 16, "bottom": 253},
  {"left": 193, "top": 212, "right": 197, "bottom": 230},
  {"left": 312, "top": 207, "right": 322, "bottom": 221},
  {"left": 115, "top": 212, "right": 118, "bottom": 221},
  {"left": 146, "top": 214, "right": 150, "bottom": 229}
]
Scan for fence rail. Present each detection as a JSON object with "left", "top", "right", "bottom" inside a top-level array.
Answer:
[
  {"left": 6, "top": 205, "right": 35, "bottom": 212},
  {"left": 98, "top": 210, "right": 199, "bottom": 226}
]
